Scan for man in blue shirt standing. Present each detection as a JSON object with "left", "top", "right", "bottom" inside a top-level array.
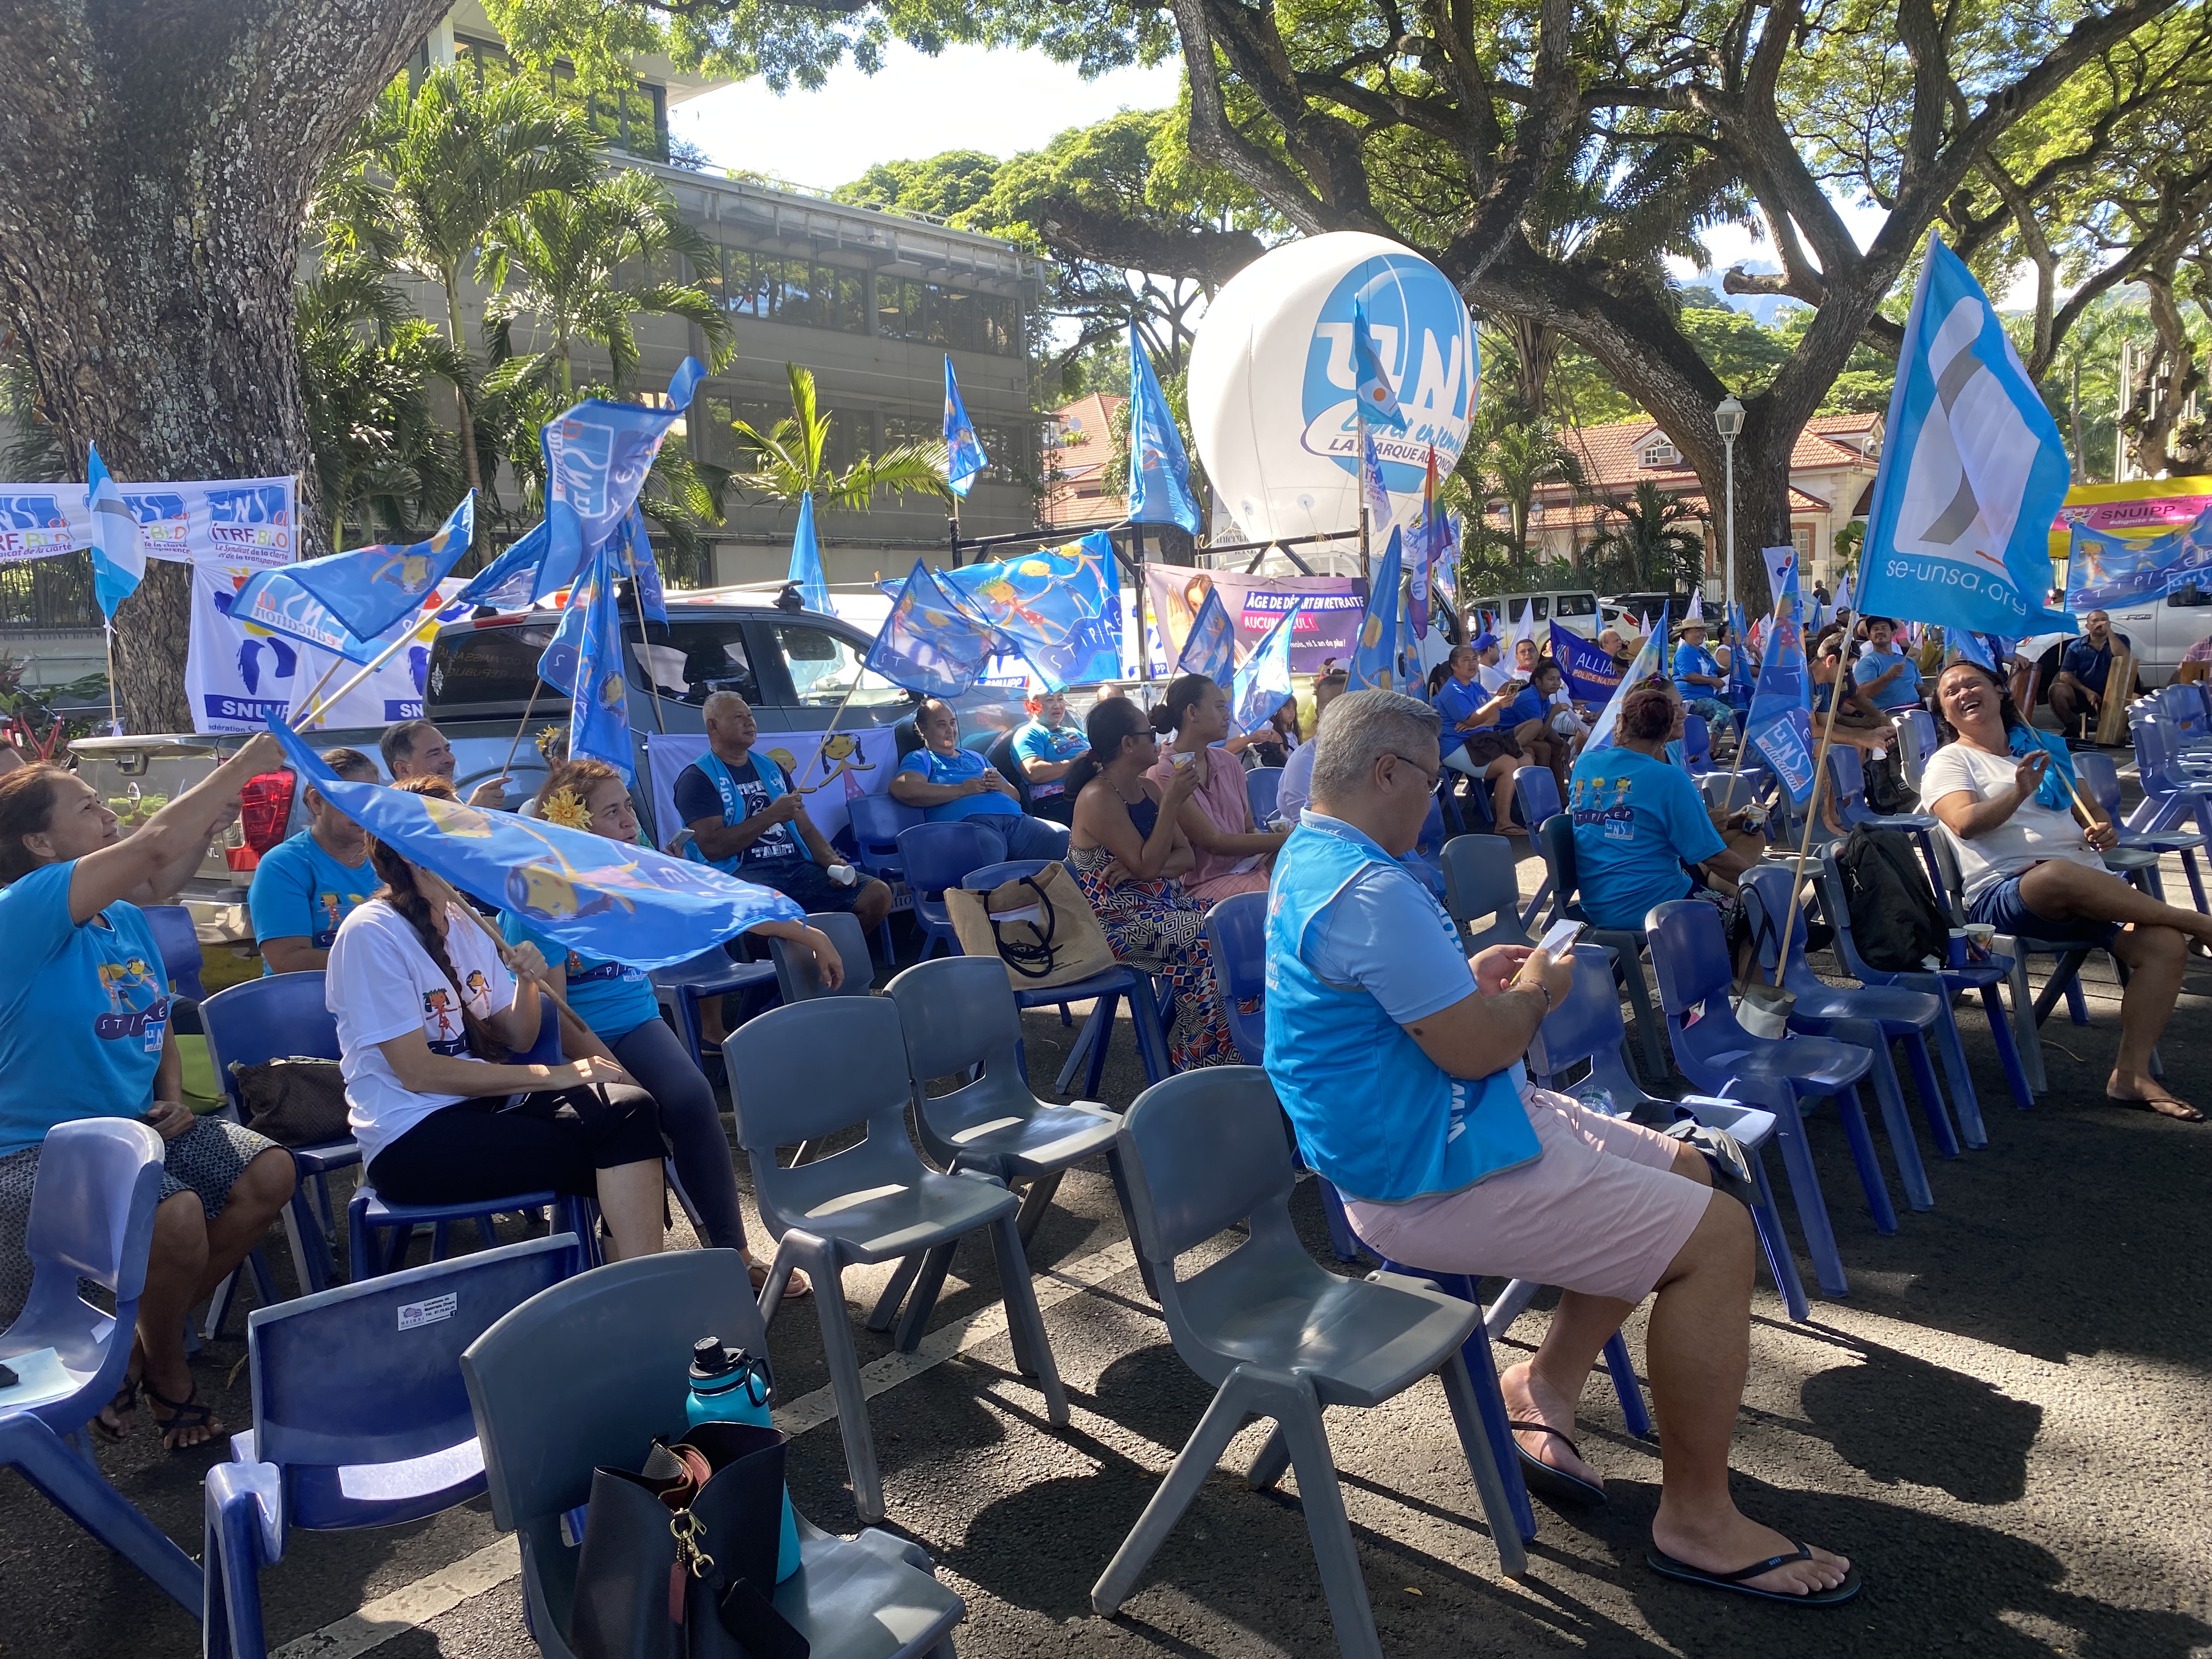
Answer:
[
  {"left": 249, "top": 746, "right": 381, "bottom": 975},
  {"left": 1265, "top": 689, "right": 1855, "bottom": 1604},
  {"left": 1008, "top": 690, "right": 1089, "bottom": 826},
  {"left": 2050, "top": 609, "right": 2131, "bottom": 735},
  {"left": 890, "top": 697, "right": 1070, "bottom": 860}
]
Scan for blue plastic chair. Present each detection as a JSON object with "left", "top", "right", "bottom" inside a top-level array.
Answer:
[
  {"left": 2076, "top": 749, "right": 2211, "bottom": 912},
  {"left": 766, "top": 909, "right": 876, "bottom": 1003},
  {"left": 1681, "top": 715, "right": 1714, "bottom": 776},
  {"left": 200, "top": 972, "right": 360, "bottom": 1310},
  {"left": 847, "top": 791, "right": 922, "bottom": 882},
  {"left": 1246, "top": 766, "right": 1283, "bottom": 826},
  {"left": 1739, "top": 866, "right": 1963, "bottom": 1192},
  {"left": 1526, "top": 945, "right": 1807, "bottom": 1319},
  {"left": 1201, "top": 893, "right": 1363, "bottom": 1267},
  {"left": 346, "top": 996, "right": 602, "bottom": 1278},
  {"left": 898, "top": 821, "right": 1008, "bottom": 961},
  {"left": 144, "top": 903, "right": 206, "bottom": 1000},
  {"left": 1, "top": 1118, "right": 200, "bottom": 1609},
  {"left": 461, "top": 1250, "right": 968, "bottom": 1659},
  {"left": 1893, "top": 707, "right": 1939, "bottom": 791},
  {"left": 650, "top": 945, "right": 780, "bottom": 1070},
  {"left": 1645, "top": 899, "right": 1891, "bottom": 1297},
  {"left": 1511, "top": 764, "right": 1563, "bottom": 879},
  {"left": 1821, "top": 843, "right": 2039, "bottom": 1110},
  {"left": 1534, "top": 813, "right": 1668, "bottom": 1080},
  {"left": 202, "top": 1235, "right": 584, "bottom": 1659}
]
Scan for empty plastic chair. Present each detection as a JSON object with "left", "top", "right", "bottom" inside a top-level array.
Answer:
[
  {"left": 203, "top": 1235, "right": 584, "bottom": 1659},
  {"left": 144, "top": 903, "right": 206, "bottom": 1000},
  {"left": 461, "top": 1250, "right": 966, "bottom": 1659},
  {"left": 1441, "top": 832, "right": 1539, "bottom": 952},
  {"left": 1535, "top": 813, "right": 1667, "bottom": 1079},
  {"left": 0, "top": 1118, "right": 199, "bottom": 1609},
  {"left": 1681, "top": 714, "right": 1714, "bottom": 775},
  {"left": 886, "top": 953, "right": 1124, "bottom": 1268},
  {"left": 1646, "top": 898, "right": 1890, "bottom": 1298},
  {"left": 1091, "top": 1067, "right": 1525, "bottom": 1659},
  {"left": 725, "top": 998, "right": 1069, "bottom": 1522},
  {"left": 650, "top": 946, "right": 780, "bottom": 1069},
  {"left": 768, "top": 909, "right": 875, "bottom": 1002},
  {"left": 2075, "top": 749, "right": 2211, "bottom": 913},
  {"left": 898, "top": 821, "right": 1009, "bottom": 960},
  {"left": 1245, "top": 765, "right": 1283, "bottom": 826},
  {"left": 1740, "top": 865, "right": 1962, "bottom": 1193},
  {"left": 847, "top": 791, "right": 922, "bottom": 882}
]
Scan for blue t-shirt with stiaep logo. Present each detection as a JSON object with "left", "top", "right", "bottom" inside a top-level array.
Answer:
[
  {"left": 0, "top": 861, "right": 172, "bottom": 1158},
  {"left": 897, "top": 747, "right": 1020, "bottom": 822},
  {"left": 1568, "top": 745, "right": 1726, "bottom": 930},
  {"left": 498, "top": 912, "right": 659, "bottom": 1042},
  {"left": 1009, "top": 719, "right": 1089, "bottom": 800},
  {"left": 250, "top": 830, "right": 377, "bottom": 970}
]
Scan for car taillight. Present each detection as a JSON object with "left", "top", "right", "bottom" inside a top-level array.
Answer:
[{"left": 238, "top": 771, "right": 296, "bottom": 854}]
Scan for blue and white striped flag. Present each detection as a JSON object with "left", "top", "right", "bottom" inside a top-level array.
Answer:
[{"left": 86, "top": 443, "right": 143, "bottom": 619}]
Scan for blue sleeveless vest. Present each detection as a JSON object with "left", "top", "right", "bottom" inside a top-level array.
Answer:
[
  {"left": 1264, "top": 819, "right": 1542, "bottom": 1203},
  {"left": 682, "top": 749, "right": 794, "bottom": 877}
]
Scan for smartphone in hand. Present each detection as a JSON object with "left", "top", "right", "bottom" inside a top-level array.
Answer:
[{"left": 1537, "top": 917, "right": 1586, "bottom": 956}]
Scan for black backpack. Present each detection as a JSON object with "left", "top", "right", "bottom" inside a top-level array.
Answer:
[{"left": 1833, "top": 826, "right": 1949, "bottom": 972}]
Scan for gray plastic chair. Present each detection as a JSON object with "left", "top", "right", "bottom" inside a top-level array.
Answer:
[
  {"left": 769, "top": 909, "right": 876, "bottom": 1002},
  {"left": 1441, "top": 833, "right": 1538, "bottom": 952},
  {"left": 1091, "top": 1068, "right": 1526, "bottom": 1659},
  {"left": 461, "top": 1251, "right": 964, "bottom": 1659},
  {"left": 879, "top": 956, "right": 1127, "bottom": 1329},
  {"left": 724, "top": 998, "right": 1070, "bottom": 1523}
]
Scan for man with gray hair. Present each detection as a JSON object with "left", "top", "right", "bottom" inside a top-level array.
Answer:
[{"left": 1264, "top": 689, "right": 1855, "bottom": 1604}]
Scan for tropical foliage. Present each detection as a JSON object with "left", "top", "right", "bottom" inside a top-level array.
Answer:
[
  {"left": 727, "top": 363, "right": 952, "bottom": 514},
  {"left": 1580, "top": 483, "right": 1710, "bottom": 599}
]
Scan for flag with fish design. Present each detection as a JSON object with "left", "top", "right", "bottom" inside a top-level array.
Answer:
[
  {"left": 866, "top": 559, "right": 1012, "bottom": 697},
  {"left": 268, "top": 493, "right": 475, "bottom": 641}
]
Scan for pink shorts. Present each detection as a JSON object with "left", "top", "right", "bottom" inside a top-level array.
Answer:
[{"left": 1343, "top": 1088, "right": 1712, "bottom": 1305}]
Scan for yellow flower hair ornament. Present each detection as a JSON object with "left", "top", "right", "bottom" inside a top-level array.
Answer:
[
  {"left": 540, "top": 786, "right": 594, "bottom": 830},
  {"left": 534, "top": 725, "right": 566, "bottom": 758}
]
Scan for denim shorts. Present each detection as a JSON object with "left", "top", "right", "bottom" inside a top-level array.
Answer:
[{"left": 1967, "top": 872, "right": 2121, "bottom": 949}]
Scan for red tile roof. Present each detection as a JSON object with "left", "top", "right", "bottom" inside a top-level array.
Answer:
[
  {"left": 1043, "top": 393, "right": 1126, "bottom": 525},
  {"left": 1538, "top": 412, "right": 1881, "bottom": 502}
]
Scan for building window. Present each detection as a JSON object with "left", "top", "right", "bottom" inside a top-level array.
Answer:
[
  {"left": 714, "top": 251, "right": 867, "bottom": 333},
  {"left": 875, "top": 278, "right": 1021, "bottom": 355},
  {"left": 1792, "top": 526, "right": 1814, "bottom": 567},
  {"left": 1640, "top": 439, "right": 1679, "bottom": 467},
  {"left": 453, "top": 36, "right": 668, "bottom": 163}
]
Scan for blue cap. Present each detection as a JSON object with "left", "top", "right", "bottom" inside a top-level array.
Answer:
[{"left": 1471, "top": 631, "right": 1498, "bottom": 651}]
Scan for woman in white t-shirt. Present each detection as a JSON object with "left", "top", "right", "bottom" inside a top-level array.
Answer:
[
  {"left": 325, "top": 780, "right": 669, "bottom": 1256},
  {"left": 1923, "top": 659, "right": 2212, "bottom": 1121}
]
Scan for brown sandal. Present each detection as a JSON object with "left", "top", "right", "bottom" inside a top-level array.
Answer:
[{"left": 748, "top": 1259, "right": 811, "bottom": 1299}]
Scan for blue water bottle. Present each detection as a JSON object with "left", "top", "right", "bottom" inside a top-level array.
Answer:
[{"left": 687, "top": 1336, "right": 800, "bottom": 1581}]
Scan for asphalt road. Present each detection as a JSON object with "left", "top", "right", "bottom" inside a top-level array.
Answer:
[{"left": 7, "top": 857, "right": 2212, "bottom": 1659}]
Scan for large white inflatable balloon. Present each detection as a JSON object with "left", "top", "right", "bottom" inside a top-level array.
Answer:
[{"left": 1189, "top": 232, "right": 1479, "bottom": 546}]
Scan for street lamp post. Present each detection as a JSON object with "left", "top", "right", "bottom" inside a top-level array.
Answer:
[{"left": 1714, "top": 394, "right": 1745, "bottom": 636}]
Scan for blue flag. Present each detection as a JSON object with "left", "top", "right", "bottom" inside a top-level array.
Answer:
[
  {"left": 86, "top": 442, "right": 143, "bottom": 620},
  {"left": 1588, "top": 605, "right": 1668, "bottom": 752},
  {"left": 1232, "top": 600, "right": 1302, "bottom": 735},
  {"left": 1726, "top": 601, "right": 1757, "bottom": 704},
  {"left": 787, "top": 491, "right": 831, "bottom": 614},
  {"left": 1857, "top": 238, "right": 2073, "bottom": 639},
  {"left": 561, "top": 554, "right": 634, "bottom": 781},
  {"left": 1408, "top": 448, "right": 1442, "bottom": 637},
  {"left": 1351, "top": 297, "right": 1406, "bottom": 430},
  {"left": 1175, "top": 587, "right": 1236, "bottom": 684},
  {"left": 455, "top": 520, "right": 550, "bottom": 611},
  {"left": 617, "top": 507, "right": 667, "bottom": 629},
  {"left": 264, "top": 715, "right": 800, "bottom": 970},
  {"left": 943, "top": 358, "right": 988, "bottom": 500},
  {"left": 867, "top": 559, "right": 1008, "bottom": 697},
  {"left": 936, "top": 533, "right": 1123, "bottom": 690},
  {"left": 1357, "top": 416, "right": 1395, "bottom": 538},
  {"left": 223, "top": 566, "right": 463, "bottom": 668},
  {"left": 1746, "top": 568, "right": 1817, "bottom": 805},
  {"left": 278, "top": 493, "right": 475, "bottom": 641},
  {"left": 1350, "top": 527, "right": 1404, "bottom": 691},
  {"left": 1127, "top": 325, "right": 1200, "bottom": 534},
  {"left": 1951, "top": 629, "right": 1997, "bottom": 671},
  {"left": 544, "top": 358, "right": 704, "bottom": 601},
  {"left": 1550, "top": 622, "right": 1622, "bottom": 707},
  {"left": 2064, "top": 515, "right": 2212, "bottom": 612}
]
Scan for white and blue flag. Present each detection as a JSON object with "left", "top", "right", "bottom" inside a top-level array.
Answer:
[
  {"left": 1127, "top": 325, "right": 1201, "bottom": 534},
  {"left": 943, "top": 358, "right": 988, "bottom": 500},
  {"left": 787, "top": 491, "right": 831, "bottom": 614},
  {"left": 1175, "top": 585, "right": 1236, "bottom": 685},
  {"left": 1232, "top": 599, "right": 1302, "bottom": 735},
  {"left": 1857, "top": 238, "right": 2072, "bottom": 639},
  {"left": 1351, "top": 297, "right": 1407, "bottom": 430},
  {"left": 86, "top": 443, "right": 143, "bottom": 619}
]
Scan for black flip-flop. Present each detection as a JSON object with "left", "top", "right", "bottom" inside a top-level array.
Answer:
[
  {"left": 1508, "top": 1419, "right": 1606, "bottom": 1507},
  {"left": 1647, "top": 1544, "right": 1863, "bottom": 1605}
]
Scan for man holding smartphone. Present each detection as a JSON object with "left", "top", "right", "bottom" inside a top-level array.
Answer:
[{"left": 1261, "top": 689, "right": 1856, "bottom": 1606}]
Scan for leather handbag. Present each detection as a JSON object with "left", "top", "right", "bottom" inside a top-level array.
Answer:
[
  {"left": 570, "top": 1420, "right": 808, "bottom": 1659},
  {"left": 228, "top": 1057, "right": 352, "bottom": 1147},
  {"left": 944, "top": 863, "right": 1118, "bottom": 991}
]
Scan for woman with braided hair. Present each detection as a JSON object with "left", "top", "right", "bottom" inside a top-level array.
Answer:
[{"left": 324, "top": 778, "right": 668, "bottom": 1258}]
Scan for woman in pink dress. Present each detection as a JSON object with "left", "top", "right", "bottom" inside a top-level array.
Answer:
[{"left": 1144, "top": 674, "right": 1289, "bottom": 906}]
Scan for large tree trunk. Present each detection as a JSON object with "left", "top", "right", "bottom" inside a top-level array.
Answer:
[{"left": 0, "top": 1, "right": 449, "bottom": 732}]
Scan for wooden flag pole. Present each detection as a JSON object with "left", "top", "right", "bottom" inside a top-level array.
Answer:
[
  {"left": 1763, "top": 690, "right": 1846, "bottom": 998},
  {"left": 292, "top": 625, "right": 422, "bottom": 730},
  {"left": 289, "top": 650, "right": 348, "bottom": 728},
  {"left": 414, "top": 866, "right": 589, "bottom": 1033},
  {"left": 497, "top": 676, "right": 549, "bottom": 782}
]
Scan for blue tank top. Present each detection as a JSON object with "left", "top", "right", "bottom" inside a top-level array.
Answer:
[{"left": 1124, "top": 792, "right": 1160, "bottom": 839}]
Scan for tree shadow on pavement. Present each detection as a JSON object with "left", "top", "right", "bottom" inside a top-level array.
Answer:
[{"left": 1795, "top": 1328, "right": 2042, "bottom": 1505}]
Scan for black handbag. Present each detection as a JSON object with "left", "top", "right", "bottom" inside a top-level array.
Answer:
[
  {"left": 570, "top": 1420, "right": 809, "bottom": 1659},
  {"left": 229, "top": 1056, "right": 352, "bottom": 1147}
]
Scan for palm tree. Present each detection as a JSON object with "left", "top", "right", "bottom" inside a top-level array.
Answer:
[
  {"left": 318, "top": 66, "right": 597, "bottom": 533},
  {"left": 481, "top": 170, "right": 732, "bottom": 404},
  {"left": 296, "top": 261, "right": 470, "bottom": 548},
  {"left": 727, "top": 362, "right": 952, "bottom": 511},
  {"left": 1581, "top": 479, "right": 1708, "bottom": 595}
]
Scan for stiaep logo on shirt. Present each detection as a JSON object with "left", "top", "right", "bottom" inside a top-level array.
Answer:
[{"left": 93, "top": 951, "right": 171, "bottom": 1046}]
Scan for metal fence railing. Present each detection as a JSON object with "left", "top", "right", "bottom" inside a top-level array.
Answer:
[{"left": 0, "top": 555, "right": 99, "bottom": 629}]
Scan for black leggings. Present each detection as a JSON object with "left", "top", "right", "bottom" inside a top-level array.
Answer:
[{"left": 369, "top": 1082, "right": 664, "bottom": 1204}]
